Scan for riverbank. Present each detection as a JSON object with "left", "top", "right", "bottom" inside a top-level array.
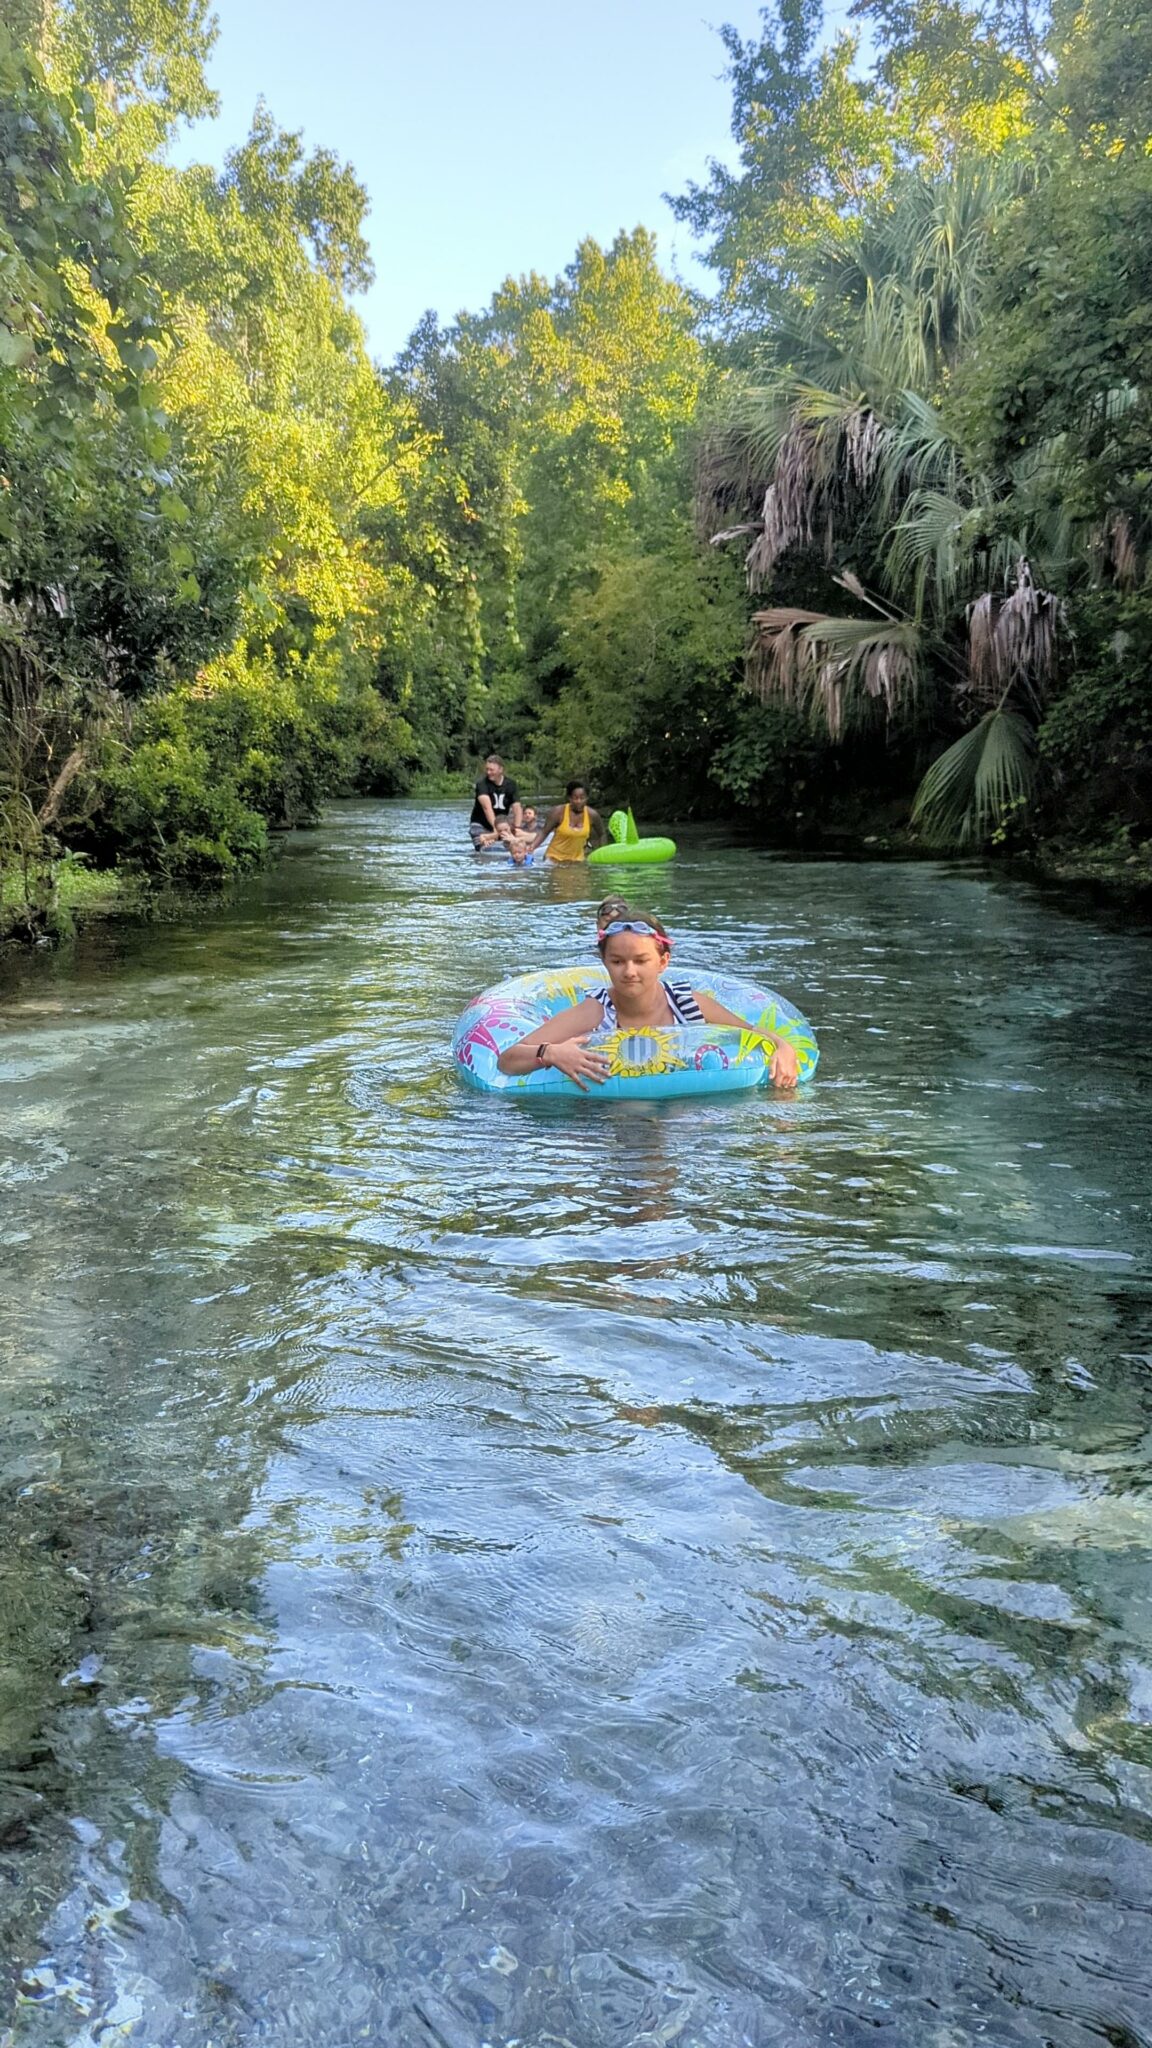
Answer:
[
  {"left": 0, "top": 859, "right": 128, "bottom": 947},
  {"left": 1028, "top": 836, "right": 1152, "bottom": 892}
]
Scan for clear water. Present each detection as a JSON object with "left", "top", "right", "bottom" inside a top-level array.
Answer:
[{"left": 2, "top": 801, "right": 1151, "bottom": 2048}]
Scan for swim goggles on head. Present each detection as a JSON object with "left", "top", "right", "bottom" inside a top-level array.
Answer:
[{"left": 600, "top": 920, "right": 671, "bottom": 944}]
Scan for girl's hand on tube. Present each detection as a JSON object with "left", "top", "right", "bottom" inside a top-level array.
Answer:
[
  {"left": 545, "top": 1036, "right": 611, "bottom": 1091},
  {"left": 768, "top": 1040, "right": 800, "bottom": 1090}
]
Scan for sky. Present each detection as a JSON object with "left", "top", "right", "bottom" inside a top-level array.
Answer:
[{"left": 169, "top": 0, "right": 765, "bottom": 362}]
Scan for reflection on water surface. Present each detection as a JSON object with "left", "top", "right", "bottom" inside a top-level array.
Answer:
[{"left": 1, "top": 802, "right": 1151, "bottom": 2047}]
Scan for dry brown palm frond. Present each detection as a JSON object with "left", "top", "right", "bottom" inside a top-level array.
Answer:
[
  {"left": 841, "top": 403, "right": 887, "bottom": 491},
  {"left": 744, "top": 487, "right": 782, "bottom": 589},
  {"left": 705, "top": 385, "right": 889, "bottom": 590},
  {"left": 966, "top": 590, "right": 999, "bottom": 699},
  {"left": 694, "top": 413, "right": 776, "bottom": 541},
  {"left": 997, "top": 561, "right": 1058, "bottom": 700},
  {"left": 743, "top": 424, "right": 821, "bottom": 588},
  {"left": 694, "top": 384, "right": 797, "bottom": 540},
  {"left": 786, "top": 384, "right": 886, "bottom": 477},
  {"left": 1090, "top": 510, "right": 1140, "bottom": 588},
  {"left": 749, "top": 609, "right": 920, "bottom": 740},
  {"left": 695, "top": 422, "right": 752, "bottom": 540},
  {"left": 747, "top": 607, "right": 825, "bottom": 705},
  {"left": 1111, "top": 514, "right": 1139, "bottom": 587},
  {"left": 742, "top": 412, "right": 860, "bottom": 590},
  {"left": 807, "top": 615, "right": 920, "bottom": 734},
  {"left": 966, "top": 558, "right": 1061, "bottom": 709},
  {"left": 710, "top": 523, "right": 763, "bottom": 546},
  {"left": 832, "top": 568, "right": 903, "bottom": 619},
  {"left": 744, "top": 485, "right": 786, "bottom": 589}
]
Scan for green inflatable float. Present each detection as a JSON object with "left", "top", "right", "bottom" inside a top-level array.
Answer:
[{"left": 587, "top": 808, "right": 676, "bottom": 867}]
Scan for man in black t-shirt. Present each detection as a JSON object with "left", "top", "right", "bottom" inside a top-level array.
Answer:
[{"left": 469, "top": 754, "right": 523, "bottom": 847}]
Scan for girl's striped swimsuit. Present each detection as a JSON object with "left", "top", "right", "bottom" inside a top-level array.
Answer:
[{"left": 593, "top": 978, "right": 705, "bottom": 1028}]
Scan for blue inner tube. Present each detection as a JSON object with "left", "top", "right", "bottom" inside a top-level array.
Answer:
[{"left": 452, "top": 966, "right": 818, "bottom": 1100}]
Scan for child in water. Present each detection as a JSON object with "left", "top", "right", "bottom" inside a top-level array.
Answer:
[
  {"left": 499, "top": 807, "right": 539, "bottom": 862},
  {"left": 595, "top": 894, "right": 632, "bottom": 933},
  {"left": 497, "top": 905, "right": 801, "bottom": 1089}
]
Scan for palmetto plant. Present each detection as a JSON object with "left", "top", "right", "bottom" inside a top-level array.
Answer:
[{"left": 701, "top": 162, "right": 1086, "bottom": 843}]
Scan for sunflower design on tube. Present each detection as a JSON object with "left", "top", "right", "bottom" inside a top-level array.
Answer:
[{"left": 600, "top": 1027, "right": 690, "bottom": 1079}]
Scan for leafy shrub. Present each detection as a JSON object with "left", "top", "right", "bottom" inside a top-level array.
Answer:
[
  {"left": 104, "top": 721, "right": 269, "bottom": 887},
  {"left": 709, "top": 698, "right": 827, "bottom": 816},
  {"left": 98, "top": 644, "right": 411, "bottom": 887},
  {"left": 1038, "top": 595, "right": 1152, "bottom": 843},
  {"left": 532, "top": 536, "right": 745, "bottom": 808}
]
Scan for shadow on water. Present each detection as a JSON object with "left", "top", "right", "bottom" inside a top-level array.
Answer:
[{"left": 1, "top": 800, "right": 1151, "bottom": 2046}]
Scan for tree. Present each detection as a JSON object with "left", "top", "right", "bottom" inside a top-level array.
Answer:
[
  {"left": 396, "top": 230, "right": 709, "bottom": 777},
  {"left": 668, "top": 0, "right": 1032, "bottom": 339},
  {"left": 690, "top": 0, "right": 1152, "bottom": 849},
  {"left": 1, "top": 18, "right": 217, "bottom": 928},
  {"left": 3, "top": 0, "right": 479, "bottom": 912}
]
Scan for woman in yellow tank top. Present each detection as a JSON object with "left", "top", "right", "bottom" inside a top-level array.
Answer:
[{"left": 529, "top": 781, "right": 607, "bottom": 863}]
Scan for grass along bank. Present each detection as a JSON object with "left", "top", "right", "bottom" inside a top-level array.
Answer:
[{"left": 1, "top": 858, "right": 129, "bottom": 946}]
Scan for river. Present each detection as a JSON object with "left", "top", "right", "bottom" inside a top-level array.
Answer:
[{"left": 2, "top": 800, "right": 1151, "bottom": 2048}]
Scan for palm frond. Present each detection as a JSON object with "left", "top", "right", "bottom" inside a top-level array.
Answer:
[
  {"left": 884, "top": 489, "right": 971, "bottom": 616},
  {"left": 912, "top": 709, "right": 1038, "bottom": 846},
  {"left": 696, "top": 162, "right": 1061, "bottom": 658},
  {"left": 749, "top": 610, "right": 920, "bottom": 740},
  {"left": 709, "top": 523, "right": 763, "bottom": 546},
  {"left": 1006, "top": 433, "right": 1080, "bottom": 577},
  {"left": 1093, "top": 383, "right": 1139, "bottom": 430},
  {"left": 695, "top": 380, "right": 806, "bottom": 541},
  {"left": 1085, "top": 507, "right": 1142, "bottom": 588},
  {"left": 966, "top": 559, "right": 1062, "bottom": 709},
  {"left": 805, "top": 161, "right": 1029, "bottom": 394},
  {"left": 882, "top": 393, "right": 965, "bottom": 506},
  {"left": 717, "top": 381, "right": 804, "bottom": 477},
  {"left": 791, "top": 383, "right": 889, "bottom": 491},
  {"left": 743, "top": 421, "right": 821, "bottom": 587},
  {"left": 729, "top": 385, "right": 893, "bottom": 588},
  {"left": 695, "top": 415, "right": 765, "bottom": 540},
  {"left": 832, "top": 568, "right": 899, "bottom": 617}
]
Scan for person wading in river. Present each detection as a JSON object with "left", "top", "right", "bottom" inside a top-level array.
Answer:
[
  {"left": 527, "top": 781, "right": 607, "bottom": 863},
  {"left": 497, "top": 912, "right": 801, "bottom": 1091},
  {"left": 469, "top": 754, "right": 523, "bottom": 850}
]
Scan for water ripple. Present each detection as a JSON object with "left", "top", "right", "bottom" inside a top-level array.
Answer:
[{"left": 2, "top": 805, "right": 1151, "bottom": 2046}]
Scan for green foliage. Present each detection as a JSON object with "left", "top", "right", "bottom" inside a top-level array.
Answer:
[
  {"left": 0, "top": 20, "right": 191, "bottom": 667},
  {"left": 668, "top": 0, "right": 1031, "bottom": 338},
  {"left": 1, "top": 847, "right": 122, "bottom": 941},
  {"left": 100, "top": 646, "right": 412, "bottom": 886},
  {"left": 394, "top": 232, "right": 710, "bottom": 777},
  {"left": 709, "top": 696, "right": 827, "bottom": 814},
  {"left": 216, "top": 102, "right": 375, "bottom": 295},
  {"left": 105, "top": 712, "right": 271, "bottom": 888},
  {"left": 533, "top": 524, "right": 747, "bottom": 806},
  {"left": 688, "top": 0, "right": 1152, "bottom": 850},
  {"left": 1, "top": 10, "right": 247, "bottom": 927},
  {"left": 2, "top": 0, "right": 473, "bottom": 925},
  {"left": 48, "top": 0, "right": 219, "bottom": 139},
  {"left": 1037, "top": 594, "right": 1152, "bottom": 841},
  {"left": 911, "top": 706, "right": 1037, "bottom": 843},
  {"left": 6, "top": 0, "right": 1151, "bottom": 908}
]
